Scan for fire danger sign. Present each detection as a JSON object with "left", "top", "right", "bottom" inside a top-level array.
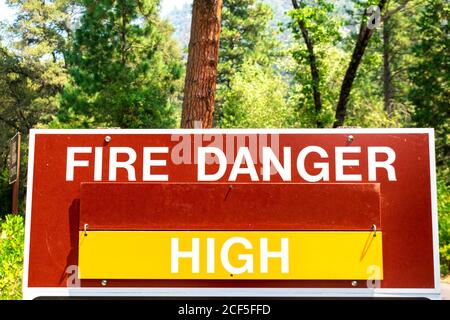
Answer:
[{"left": 23, "top": 129, "right": 440, "bottom": 299}]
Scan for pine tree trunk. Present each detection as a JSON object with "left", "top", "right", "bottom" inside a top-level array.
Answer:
[{"left": 181, "top": 0, "right": 223, "bottom": 129}]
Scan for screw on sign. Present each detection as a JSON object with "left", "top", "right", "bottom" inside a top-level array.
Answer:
[{"left": 22, "top": 129, "right": 440, "bottom": 299}]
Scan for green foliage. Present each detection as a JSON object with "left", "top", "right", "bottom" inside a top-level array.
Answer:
[
  {"left": 437, "top": 169, "right": 450, "bottom": 275},
  {"left": 0, "top": 0, "right": 73, "bottom": 130},
  {"left": 0, "top": 0, "right": 448, "bottom": 290},
  {"left": 0, "top": 214, "right": 24, "bottom": 300},
  {"left": 287, "top": 45, "right": 344, "bottom": 128},
  {"left": 58, "top": 0, "right": 183, "bottom": 129},
  {"left": 409, "top": 0, "right": 450, "bottom": 168},
  {"left": 343, "top": 0, "right": 422, "bottom": 129},
  {"left": 5, "top": 0, "right": 74, "bottom": 59},
  {"left": 287, "top": 0, "right": 342, "bottom": 127},
  {"left": 344, "top": 44, "right": 406, "bottom": 128},
  {"left": 216, "top": 0, "right": 282, "bottom": 123},
  {"left": 288, "top": 0, "right": 341, "bottom": 47},
  {"left": 0, "top": 46, "right": 64, "bottom": 133},
  {"left": 0, "top": 0, "right": 72, "bottom": 217},
  {"left": 0, "top": 168, "right": 12, "bottom": 218},
  {"left": 219, "top": 0, "right": 279, "bottom": 86},
  {"left": 219, "top": 60, "right": 295, "bottom": 128}
]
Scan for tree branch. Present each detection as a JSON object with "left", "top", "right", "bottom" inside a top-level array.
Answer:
[
  {"left": 333, "top": 0, "right": 388, "bottom": 127},
  {"left": 0, "top": 114, "right": 21, "bottom": 131},
  {"left": 384, "top": 0, "right": 411, "bottom": 20},
  {"left": 292, "top": 0, "right": 323, "bottom": 127}
]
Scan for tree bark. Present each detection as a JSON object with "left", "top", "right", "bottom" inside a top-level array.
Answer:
[
  {"left": 181, "top": 0, "right": 223, "bottom": 129},
  {"left": 292, "top": 0, "right": 323, "bottom": 128},
  {"left": 383, "top": 16, "right": 393, "bottom": 117},
  {"left": 333, "top": 0, "right": 387, "bottom": 128}
]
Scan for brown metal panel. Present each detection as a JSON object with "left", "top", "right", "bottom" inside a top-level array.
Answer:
[{"left": 79, "top": 182, "right": 380, "bottom": 231}]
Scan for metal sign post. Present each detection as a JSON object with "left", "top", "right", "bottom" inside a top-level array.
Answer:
[{"left": 9, "top": 132, "right": 21, "bottom": 214}]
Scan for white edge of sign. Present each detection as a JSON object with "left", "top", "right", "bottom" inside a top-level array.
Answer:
[
  {"left": 28, "top": 128, "right": 434, "bottom": 134},
  {"left": 22, "top": 130, "right": 34, "bottom": 298},
  {"left": 22, "top": 287, "right": 441, "bottom": 300},
  {"left": 429, "top": 129, "right": 441, "bottom": 295},
  {"left": 22, "top": 128, "right": 441, "bottom": 300}
]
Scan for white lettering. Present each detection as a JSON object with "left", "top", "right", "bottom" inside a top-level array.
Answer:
[
  {"left": 229, "top": 147, "right": 259, "bottom": 181},
  {"left": 221, "top": 237, "right": 254, "bottom": 275},
  {"left": 260, "top": 238, "right": 289, "bottom": 273},
  {"left": 368, "top": 147, "right": 397, "bottom": 181},
  {"left": 109, "top": 147, "right": 137, "bottom": 181},
  {"left": 143, "top": 147, "right": 169, "bottom": 181},
  {"left": 171, "top": 238, "right": 200, "bottom": 274},
  {"left": 297, "top": 146, "right": 329, "bottom": 182},
  {"left": 197, "top": 147, "right": 227, "bottom": 181},
  {"left": 66, "top": 147, "right": 92, "bottom": 181},
  {"left": 335, "top": 147, "right": 362, "bottom": 181}
]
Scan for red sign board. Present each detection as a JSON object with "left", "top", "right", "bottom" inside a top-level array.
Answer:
[{"left": 23, "top": 129, "right": 440, "bottom": 299}]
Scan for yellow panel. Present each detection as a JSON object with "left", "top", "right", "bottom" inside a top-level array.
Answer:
[{"left": 78, "top": 231, "right": 383, "bottom": 280}]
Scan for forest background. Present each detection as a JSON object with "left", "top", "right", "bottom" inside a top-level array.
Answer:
[{"left": 0, "top": 0, "right": 448, "bottom": 299}]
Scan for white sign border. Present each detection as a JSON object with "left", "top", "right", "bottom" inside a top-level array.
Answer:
[{"left": 22, "top": 128, "right": 441, "bottom": 300}]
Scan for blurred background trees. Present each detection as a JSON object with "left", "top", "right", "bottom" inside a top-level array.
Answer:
[
  {"left": 58, "top": 0, "right": 183, "bottom": 129},
  {"left": 0, "top": 0, "right": 448, "bottom": 273}
]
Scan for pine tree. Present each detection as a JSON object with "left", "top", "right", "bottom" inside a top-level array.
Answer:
[
  {"left": 410, "top": 0, "right": 449, "bottom": 169},
  {"left": 0, "top": 0, "right": 75, "bottom": 214},
  {"left": 1, "top": 0, "right": 74, "bottom": 131},
  {"left": 220, "top": 60, "right": 295, "bottom": 128},
  {"left": 215, "top": 0, "right": 280, "bottom": 125},
  {"left": 218, "top": 0, "right": 278, "bottom": 86},
  {"left": 5, "top": 0, "right": 75, "bottom": 61},
  {"left": 60, "top": 0, "right": 183, "bottom": 128}
]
